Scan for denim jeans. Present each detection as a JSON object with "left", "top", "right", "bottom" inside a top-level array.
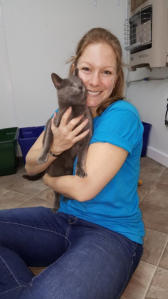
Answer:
[{"left": 0, "top": 207, "right": 143, "bottom": 299}]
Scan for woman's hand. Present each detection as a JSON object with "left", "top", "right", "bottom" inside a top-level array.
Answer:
[
  {"left": 50, "top": 107, "right": 90, "bottom": 155},
  {"left": 25, "top": 107, "right": 90, "bottom": 176}
]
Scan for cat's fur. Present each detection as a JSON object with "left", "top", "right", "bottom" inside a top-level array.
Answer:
[{"left": 24, "top": 72, "right": 92, "bottom": 211}]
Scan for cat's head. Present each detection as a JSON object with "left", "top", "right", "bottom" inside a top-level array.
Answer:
[{"left": 51, "top": 72, "right": 86, "bottom": 106}]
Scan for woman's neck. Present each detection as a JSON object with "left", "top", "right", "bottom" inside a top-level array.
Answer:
[{"left": 90, "top": 107, "right": 97, "bottom": 118}]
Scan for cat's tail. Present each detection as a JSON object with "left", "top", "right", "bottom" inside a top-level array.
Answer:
[{"left": 23, "top": 171, "right": 45, "bottom": 181}]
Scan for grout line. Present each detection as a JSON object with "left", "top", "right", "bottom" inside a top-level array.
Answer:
[
  {"left": 143, "top": 234, "right": 168, "bottom": 298},
  {"left": 156, "top": 235, "right": 168, "bottom": 268},
  {"left": 143, "top": 264, "right": 157, "bottom": 299}
]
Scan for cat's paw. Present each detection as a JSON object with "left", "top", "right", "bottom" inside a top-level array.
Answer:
[{"left": 76, "top": 168, "right": 87, "bottom": 177}]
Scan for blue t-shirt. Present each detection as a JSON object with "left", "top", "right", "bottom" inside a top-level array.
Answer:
[{"left": 58, "top": 100, "right": 145, "bottom": 244}]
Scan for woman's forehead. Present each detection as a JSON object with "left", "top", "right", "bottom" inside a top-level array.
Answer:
[{"left": 78, "top": 43, "right": 117, "bottom": 70}]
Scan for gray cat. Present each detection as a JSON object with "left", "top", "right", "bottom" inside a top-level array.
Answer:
[{"left": 24, "top": 72, "right": 92, "bottom": 211}]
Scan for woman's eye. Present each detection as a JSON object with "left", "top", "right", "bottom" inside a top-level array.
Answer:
[
  {"left": 103, "top": 70, "right": 112, "bottom": 75},
  {"left": 81, "top": 67, "right": 90, "bottom": 72}
]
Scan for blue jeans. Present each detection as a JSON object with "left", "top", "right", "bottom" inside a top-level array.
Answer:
[{"left": 0, "top": 207, "right": 143, "bottom": 299}]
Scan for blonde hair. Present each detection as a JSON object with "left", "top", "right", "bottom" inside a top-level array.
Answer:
[{"left": 69, "top": 27, "right": 125, "bottom": 116}]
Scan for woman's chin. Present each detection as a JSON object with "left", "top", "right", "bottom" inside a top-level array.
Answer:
[{"left": 87, "top": 98, "right": 99, "bottom": 108}]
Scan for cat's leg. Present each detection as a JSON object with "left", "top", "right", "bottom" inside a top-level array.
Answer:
[
  {"left": 38, "top": 110, "right": 66, "bottom": 164},
  {"left": 38, "top": 118, "right": 53, "bottom": 163},
  {"left": 76, "top": 109, "right": 92, "bottom": 177},
  {"left": 76, "top": 142, "right": 89, "bottom": 177}
]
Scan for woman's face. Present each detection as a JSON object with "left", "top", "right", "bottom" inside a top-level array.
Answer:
[{"left": 77, "top": 42, "right": 117, "bottom": 115}]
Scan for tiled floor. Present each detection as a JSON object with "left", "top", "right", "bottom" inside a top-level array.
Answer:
[{"left": 0, "top": 157, "right": 168, "bottom": 298}]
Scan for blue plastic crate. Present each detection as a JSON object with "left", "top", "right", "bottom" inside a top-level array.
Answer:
[
  {"left": 141, "top": 122, "right": 152, "bottom": 157},
  {"left": 18, "top": 126, "right": 44, "bottom": 163}
]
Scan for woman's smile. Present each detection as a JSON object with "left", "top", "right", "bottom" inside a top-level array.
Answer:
[{"left": 87, "top": 90, "right": 102, "bottom": 96}]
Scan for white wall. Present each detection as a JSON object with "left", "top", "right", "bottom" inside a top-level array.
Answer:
[
  {"left": 0, "top": 0, "right": 127, "bottom": 128},
  {"left": 126, "top": 66, "right": 168, "bottom": 167}
]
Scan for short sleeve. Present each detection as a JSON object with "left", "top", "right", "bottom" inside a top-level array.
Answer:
[{"left": 90, "top": 106, "right": 143, "bottom": 154}]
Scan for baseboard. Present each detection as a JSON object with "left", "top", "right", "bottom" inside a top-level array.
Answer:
[{"left": 147, "top": 146, "right": 168, "bottom": 167}]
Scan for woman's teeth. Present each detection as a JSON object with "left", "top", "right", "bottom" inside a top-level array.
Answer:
[{"left": 88, "top": 90, "right": 101, "bottom": 95}]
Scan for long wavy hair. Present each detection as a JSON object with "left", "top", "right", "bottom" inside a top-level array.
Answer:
[{"left": 68, "top": 27, "right": 125, "bottom": 116}]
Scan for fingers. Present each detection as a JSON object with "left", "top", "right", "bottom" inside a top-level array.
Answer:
[
  {"left": 51, "top": 108, "right": 90, "bottom": 149},
  {"left": 67, "top": 115, "right": 84, "bottom": 131},
  {"left": 60, "top": 107, "right": 72, "bottom": 126},
  {"left": 71, "top": 118, "right": 89, "bottom": 137},
  {"left": 73, "top": 129, "right": 90, "bottom": 143},
  {"left": 60, "top": 107, "right": 85, "bottom": 131}
]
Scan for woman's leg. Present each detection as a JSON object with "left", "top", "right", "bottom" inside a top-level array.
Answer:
[
  {"left": 31, "top": 217, "right": 142, "bottom": 299},
  {"left": 0, "top": 211, "right": 143, "bottom": 299},
  {"left": 0, "top": 207, "right": 70, "bottom": 266},
  {"left": 0, "top": 208, "right": 70, "bottom": 297},
  {"left": 0, "top": 246, "right": 34, "bottom": 292}
]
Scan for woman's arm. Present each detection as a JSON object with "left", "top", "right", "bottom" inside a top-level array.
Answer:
[
  {"left": 43, "top": 142, "right": 128, "bottom": 202},
  {"left": 25, "top": 107, "right": 89, "bottom": 176},
  {"left": 25, "top": 131, "right": 56, "bottom": 175}
]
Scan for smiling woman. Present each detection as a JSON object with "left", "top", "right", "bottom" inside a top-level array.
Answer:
[
  {"left": 77, "top": 43, "right": 117, "bottom": 116},
  {"left": 69, "top": 27, "right": 125, "bottom": 116},
  {"left": 0, "top": 27, "right": 144, "bottom": 299}
]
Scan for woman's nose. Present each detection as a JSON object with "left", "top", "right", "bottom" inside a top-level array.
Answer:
[{"left": 89, "top": 71, "right": 100, "bottom": 86}]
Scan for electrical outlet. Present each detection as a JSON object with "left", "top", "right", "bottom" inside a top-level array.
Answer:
[{"left": 165, "top": 99, "right": 168, "bottom": 127}]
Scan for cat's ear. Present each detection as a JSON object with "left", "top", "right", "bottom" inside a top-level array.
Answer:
[{"left": 51, "top": 73, "right": 63, "bottom": 89}]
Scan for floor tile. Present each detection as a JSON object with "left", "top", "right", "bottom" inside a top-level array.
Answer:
[
  {"left": 140, "top": 158, "right": 166, "bottom": 174},
  {"left": 142, "top": 184, "right": 168, "bottom": 208},
  {"left": 29, "top": 267, "right": 44, "bottom": 275},
  {"left": 146, "top": 267, "right": 168, "bottom": 299},
  {"left": 138, "top": 184, "right": 154, "bottom": 203},
  {"left": 2, "top": 175, "right": 47, "bottom": 196},
  {"left": 157, "top": 167, "right": 168, "bottom": 185},
  {"left": 140, "top": 202, "right": 168, "bottom": 234},
  {"left": 142, "top": 229, "right": 168, "bottom": 266},
  {"left": 18, "top": 196, "right": 53, "bottom": 209},
  {"left": 159, "top": 241, "right": 168, "bottom": 270},
  {"left": 0, "top": 187, "right": 31, "bottom": 210},
  {"left": 121, "top": 261, "right": 156, "bottom": 299},
  {"left": 0, "top": 173, "right": 22, "bottom": 188},
  {"left": 138, "top": 158, "right": 166, "bottom": 204},
  {"left": 139, "top": 159, "right": 165, "bottom": 188},
  {"left": 36, "top": 188, "right": 55, "bottom": 202}
]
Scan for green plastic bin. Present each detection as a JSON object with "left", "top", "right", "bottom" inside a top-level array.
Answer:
[{"left": 0, "top": 127, "right": 19, "bottom": 175}]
